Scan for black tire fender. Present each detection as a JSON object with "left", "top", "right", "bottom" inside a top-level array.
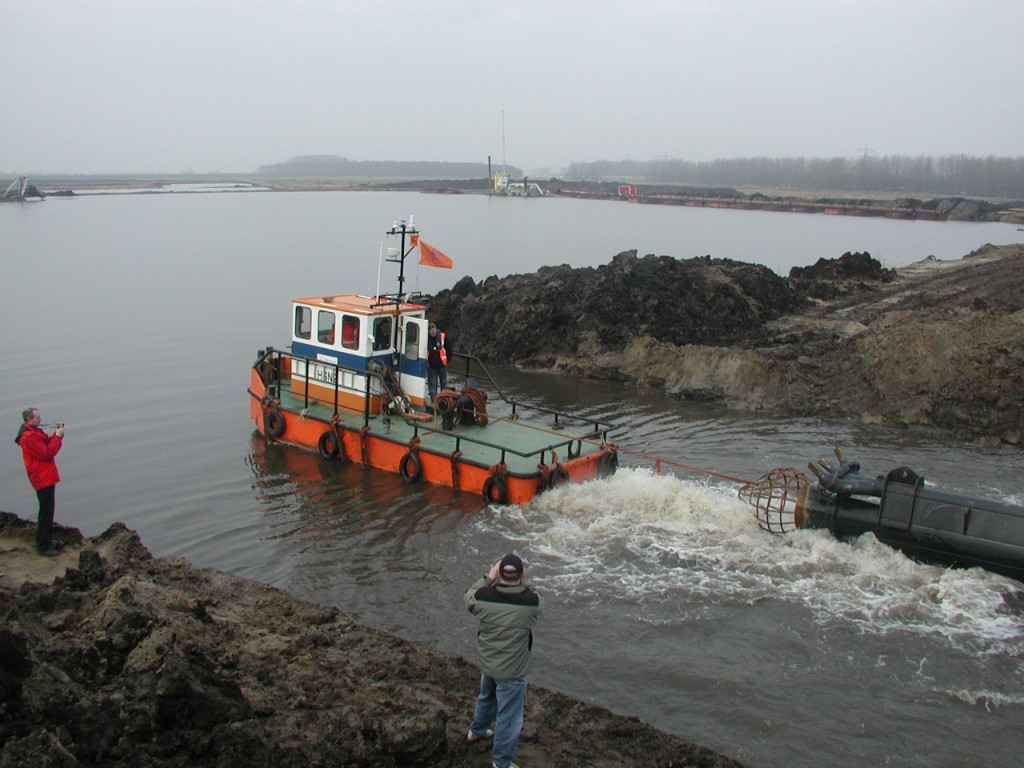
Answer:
[
  {"left": 264, "top": 409, "right": 286, "bottom": 438},
  {"left": 549, "top": 465, "right": 570, "bottom": 489},
  {"left": 483, "top": 475, "right": 509, "bottom": 505},
  {"left": 599, "top": 449, "right": 618, "bottom": 476},
  {"left": 318, "top": 429, "right": 340, "bottom": 459},
  {"left": 399, "top": 451, "right": 422, "bottom": 483}
]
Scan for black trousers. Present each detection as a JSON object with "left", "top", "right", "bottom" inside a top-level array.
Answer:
[
  {"left": 428, "top": 366, "right": 448, "bottom": 398},
  {"left": 36, "top": 484, "right": 55, "bottom": 551}
]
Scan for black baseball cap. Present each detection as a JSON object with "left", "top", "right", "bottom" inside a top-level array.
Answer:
[{"left": 499, "top": 553, "right": 524, "bottom": 578}]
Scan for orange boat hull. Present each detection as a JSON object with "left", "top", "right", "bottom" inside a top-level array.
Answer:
[{"left": 249, "top": 369, "right": 611, "bottom": 505}]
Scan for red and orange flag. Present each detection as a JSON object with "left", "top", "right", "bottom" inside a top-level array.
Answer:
[{"left": 419, "top": 240, "right": 454, "bottom": 269}]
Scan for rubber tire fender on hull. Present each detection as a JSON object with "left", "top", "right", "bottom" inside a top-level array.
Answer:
[
  {"left": 319, "top": 429, "right": 340, "bottom": 459},
  {"left": 549, "top": 465, "right": 570, "bottom": 489},
  {"left": 483, "top": 475, "right": 509, "bottom": 505},
  {"left": 599, "top": 450, "right": 618, "bottom": 476},
  {"left": 264, "top": 409, "right": 286, "bottom": 438},
  {"left": 399, "top": 451, "right": 422, "bottom": 483}
]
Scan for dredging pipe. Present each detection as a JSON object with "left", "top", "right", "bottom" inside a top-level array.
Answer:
[{"left": 741, "top": 449, "right": 1024, "bottom": 582}]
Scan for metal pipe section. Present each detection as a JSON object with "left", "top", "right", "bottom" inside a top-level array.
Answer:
[{"left": 798, "top": 464, "right": 1024, "bottom": 582}]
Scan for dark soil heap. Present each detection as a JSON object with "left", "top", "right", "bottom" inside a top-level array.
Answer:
[
  {"left": 428, "top": 244, "right": 1024, "bottom": 445},
  {"left": 0, "top": 513, "right": 747, "bottom": 768},
  {"left": 430, "top": 253, "right": 804, "bottom": 366}
]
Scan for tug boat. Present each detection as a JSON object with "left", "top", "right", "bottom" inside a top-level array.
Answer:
[{"left": 248, "top": 219, "right": 620, "bottom": 505}]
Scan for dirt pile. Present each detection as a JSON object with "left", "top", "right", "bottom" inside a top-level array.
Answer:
[
  {"left": 0, "top": 513, "right": 747, "bottom": 768},
  {"left": 432, "top": 252, "right": 805, "bottom": 367},
  {"left": 429, "top": 244, "right": 1024, "bottom": 445}
]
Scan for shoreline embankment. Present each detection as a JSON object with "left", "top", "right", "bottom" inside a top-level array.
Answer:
[
  {"left": 18, "top": 174, "right": 1024, "bottom": 224},
  {"left": 0, "top": 512, "right": 749, "bottom": 768}
]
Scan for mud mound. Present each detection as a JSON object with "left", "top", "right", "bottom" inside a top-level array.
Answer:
[
  {"left": 788, "top": 251, "right": 896, "bottom": 300},
  {"left": 427, "top": 243, "right": 1024, "bottom": 445},
  {"left": 429, "top": 250, "right": 805, "bottom": 366}
]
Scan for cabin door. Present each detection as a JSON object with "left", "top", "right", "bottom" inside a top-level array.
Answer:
[{"left": 399, "top": 316, "right": 428, "bottom": 405}]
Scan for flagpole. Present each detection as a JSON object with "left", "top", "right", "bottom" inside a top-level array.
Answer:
[
  {"left": 414, "top": 247, "right": 421, "bottom": 294},
  {"left": 375, "top": 240, "right": 383, "bottom": 300}
]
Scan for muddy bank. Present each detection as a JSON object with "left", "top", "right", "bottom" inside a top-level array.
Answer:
[
  {"left": 545, "top": 183, "right": 1024, "bottom": 224},
  {"left": 0, "top": 513, "right": 747, "bottom": 768},
  {"left": 428, "top": 243, "right": 1024, "bottom": 445}
]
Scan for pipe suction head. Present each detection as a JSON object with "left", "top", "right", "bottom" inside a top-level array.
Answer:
[{"left": 738, "top": 467, "right": 811, "bottom": 534}]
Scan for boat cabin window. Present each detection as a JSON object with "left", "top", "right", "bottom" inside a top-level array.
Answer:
[
  {"left": 404, "top": 321, "right": 420, "bottom": 360},
  {"left": 373, "top": 317, "right": 392, "bottom": 351},
  {"left": 341, "top": 315, "right": 359, "bottom": 350},
  {"left": 294, "top": 306, "right": 312, "bottom": 340},
  {"left": 318, "top": 310, "right": 336, "bottom": 345}
]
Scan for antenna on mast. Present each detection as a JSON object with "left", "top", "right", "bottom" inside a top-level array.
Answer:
[{"left": 383, "top": 217, "right": 419, "bottom": 307}]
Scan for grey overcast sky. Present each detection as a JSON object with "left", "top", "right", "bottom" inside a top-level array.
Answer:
[{"left": 2, "top": 0, "right": 1021, "bottom": 175}]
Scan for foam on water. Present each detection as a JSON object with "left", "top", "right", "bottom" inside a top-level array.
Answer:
[{"left": 483, "top": 468, "right": 1024, "bottom": 656}]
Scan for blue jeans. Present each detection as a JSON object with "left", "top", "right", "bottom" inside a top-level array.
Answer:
[{"left": 470, "top": 673, "right": 527, "bottom": 768}]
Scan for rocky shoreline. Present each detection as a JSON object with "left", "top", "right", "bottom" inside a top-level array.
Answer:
[
  {"left": 0, "top": 513, "right": 747, "bottom": 767},
  {"left": 428, "top": 243, "right": 1024, "bottom": 446}
]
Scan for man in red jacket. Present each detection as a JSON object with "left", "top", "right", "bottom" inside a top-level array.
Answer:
[{"left": 15, "top": 407, "right": 65, "bottom": 556}]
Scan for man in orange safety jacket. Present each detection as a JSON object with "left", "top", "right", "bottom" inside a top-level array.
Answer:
[{"left": 427, "top": 321, "right": 451, "bottom": 403}]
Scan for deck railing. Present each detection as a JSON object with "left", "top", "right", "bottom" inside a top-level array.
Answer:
[
  {"left": 447, "top": 351, "right": 618, "bottom": 433},
  {"left": 253, "top": 347, "right": 622, "bottom": 466}
]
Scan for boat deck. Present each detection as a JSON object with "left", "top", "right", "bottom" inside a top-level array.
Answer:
[{"left": 274, "top": 377, "right": 607, "bottom": 476}]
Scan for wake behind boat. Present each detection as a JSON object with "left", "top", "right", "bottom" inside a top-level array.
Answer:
[{"left": 248, "top": 218, "right": 619, "bottom": 505}]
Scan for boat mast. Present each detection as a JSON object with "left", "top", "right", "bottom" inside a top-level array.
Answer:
[
  {"left": 376, "top": 217, "right": 419, "bottom": 364},
  {"left": 384, "top": 217, "right": 418, "bottom": 305}
]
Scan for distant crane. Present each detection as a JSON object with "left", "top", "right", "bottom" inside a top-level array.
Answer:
[
  {"left": 3, "top": 176, "right": 28, "bottom": 199},
  {"left": 2, "top": 176, "right": 46, "bottom": 202},
  {"left": 857, "top": 146, "right": 875, "bottom": 161}
]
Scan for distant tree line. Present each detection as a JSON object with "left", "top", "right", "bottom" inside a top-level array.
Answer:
[
  {"left": 564, "top": 155, "right": 1024, "bottom": 198},
  {"left": 257, "top": 154, "right": 518, "bottom": 179}
]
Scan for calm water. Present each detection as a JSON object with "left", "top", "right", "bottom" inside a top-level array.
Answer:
[{"left": 2, "top": 190, "right": 1022, "bottom": 768}]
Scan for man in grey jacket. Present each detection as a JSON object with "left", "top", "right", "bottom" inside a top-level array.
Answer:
[{"left": 465, "top": 553, "right": 541, "bottom": 768}]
